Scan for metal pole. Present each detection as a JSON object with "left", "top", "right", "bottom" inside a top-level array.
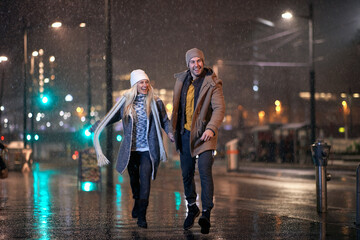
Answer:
[
  {"left": 356, "top": 164, "right": 360, "bottom": 225},
  {"left": 86, "top": 32, "right": 92, "bottom": 147},
  {"left": 0, "top": 68, "right": 5, "bottom": 132},
  {"left": 309, "top": 2, "right": 316, "bottom": 144},
  {"left": 23, "top": 25, "right": 28, "bottom": 148},
  {"left": 86, "top": 45, "right": 92, "bottom": 124},
  {"left": 311, "top": 140, "right": 330, "bottom": 213},
  {"left": 105, "top": 0, "right": 113, "bottom": 186},
  {"left": 348, "top": 87, "right": 353, "bottom": 138},
  {"left": 315, "top": 165, "right": 327, "bottom": 212},
  {"left": 85, "top": 22, "right": 92, "bottom": 125}
]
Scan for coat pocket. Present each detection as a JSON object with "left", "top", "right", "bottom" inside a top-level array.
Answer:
[{"left": 196, "top": 120, "right": 207, "bottom": 137}]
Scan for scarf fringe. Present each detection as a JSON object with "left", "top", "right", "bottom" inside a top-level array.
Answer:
[
  {"left": 93, "top": 96, "right": 125, "bottom": 166},
  {"left": 96, "top": 153, "right": 111, "bottom": 166}
]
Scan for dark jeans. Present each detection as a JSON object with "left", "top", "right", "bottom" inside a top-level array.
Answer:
[
  {"left": 180, "top": 130, "right": 214, "bottom": 211},
  {"left": 127, "top": 151, "right": 152, "bottom": 200}
]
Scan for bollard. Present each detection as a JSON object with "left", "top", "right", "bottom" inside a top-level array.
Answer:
[
  {"left": 226, "top": 139, "right": 239, "bottom": 172},
  {"left": 356, "top": 164, "right": 360, "bottom": 226},
  {"left": 311, "top": 140, "right": 331, "bottom": 213}
]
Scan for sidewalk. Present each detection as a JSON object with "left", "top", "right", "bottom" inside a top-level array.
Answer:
[{"left": 211, "top": 158, "right": 358, "bottom": 181}]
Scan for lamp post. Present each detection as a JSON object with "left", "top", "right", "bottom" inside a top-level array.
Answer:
[
  {"left": 23, "top": 24, "right": 29, "bottom": 148},
  {"left": 282, "top": 2, "right": 316, "bottom": 143},
  {"left": 105, "top": 0, "right": 114, "bottom": 186},
  {"left": 30, "top": 51, "right": 39, "bottom": 151},
  {"left": 52, "top": 21, "right": 92, "bottom": 125},
  {"left": 0, "top": 56, "right": 8, "bottom": 133},
  {"left": 80, "top": 22, "right": 93, "bottom": 125}
]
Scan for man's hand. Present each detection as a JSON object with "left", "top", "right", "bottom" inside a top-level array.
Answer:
[{"left": 200, "top": 129, "right": 214, "bottom": 142}]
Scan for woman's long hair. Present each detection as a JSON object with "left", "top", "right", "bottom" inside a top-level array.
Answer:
[{"left": 123, "top": 83, "right": 154, "bottom": 121}]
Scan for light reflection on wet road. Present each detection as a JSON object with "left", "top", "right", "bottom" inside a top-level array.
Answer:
[{"left": 0, "top": 161, "right": 357, "bottom": 239}]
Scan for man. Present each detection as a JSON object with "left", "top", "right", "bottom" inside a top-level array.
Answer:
[
  {"left": 171, "top": 48, "right": 225, "bottom": 234},
  {"left": 0, "top": 143, "right": 8, "bottom": 179}
]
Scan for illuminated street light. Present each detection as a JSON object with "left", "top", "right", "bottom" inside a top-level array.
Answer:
[
  {"left": 282, "top": 3, "right": 316, "bottom": 143},
  {"left": 51, "top": 22, "right": 62, "bottom": 28},
  {"left": 0, "top": 56, "right": 8, "bottom": 132},
  {"left": 275, "top": 100, "right": 281, "bottom": 114},
  {"left": 0, "top": 56, "right": 8, "bottom": 63},
  {"left": 258, "top": 110, "right": 265, "bottom": 125},
  {"left": 65, "top": 94, "right": 73, "bottom": 102},
  {"left": 341, "top": 100, "right": 350, "bottom": 139},
  {"left": 281, "top": 12, "right": 293, "bottom": 19}
]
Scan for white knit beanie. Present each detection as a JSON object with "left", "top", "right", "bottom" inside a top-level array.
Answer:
[{"left": 130, "top": 69, "right": 149, "bottom": 87}]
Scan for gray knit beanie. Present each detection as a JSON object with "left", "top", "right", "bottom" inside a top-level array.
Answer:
[{"left": 185, "top": 48, "right": 205, "bottom": 67}]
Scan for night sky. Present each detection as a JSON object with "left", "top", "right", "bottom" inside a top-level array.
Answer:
[{"left": 1, "top": 0, "right": 359, "bottom": 128}]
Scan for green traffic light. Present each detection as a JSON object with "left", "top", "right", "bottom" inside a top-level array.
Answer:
[
  {"left": 116, "top": 134, "right": 122, "bottom": 142},
  {"left": 84, "top": 129, "right": 91, "bottom": 137},
  {"left": 34, "top": 134, "right": 39, "bottom": 141},
  {"left": 26, "top": 134, "right": 31, "bottom": 141},
  {"left": 42, "top": 96, "right": 48, "bottom": 104}
]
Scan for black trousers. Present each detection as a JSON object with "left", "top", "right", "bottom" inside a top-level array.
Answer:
[{"left": 127, "top": 151, "right": 152, "bottom": 200}]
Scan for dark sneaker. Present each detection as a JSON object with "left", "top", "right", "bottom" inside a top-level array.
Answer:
[
  {"left": 183, "top": 204, "right": 200, "bottom": 230},
  {"left": 198, "top": 210, "right": 211, "bottom": 234},
  {"left": 137, "top": 199, "right": 148, "bottom": 228},
  {"left": 137, "top": 217, "right": 147, "bottom": 228}
]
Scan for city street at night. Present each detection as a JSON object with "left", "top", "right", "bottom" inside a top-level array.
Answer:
[
  {"left": 0, "top": 159, "right": 358, "bottom": 239},
  {"left": 1, "top": 1, "right": 360, "bottom": 239}
]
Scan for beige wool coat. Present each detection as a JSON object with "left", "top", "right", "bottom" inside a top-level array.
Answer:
[{"left": 171, "top": 68, "right": 225, "bottom": 157}]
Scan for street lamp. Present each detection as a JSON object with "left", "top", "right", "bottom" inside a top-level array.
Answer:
[
  {"left": 282, "top": 2, "right": 316, "bottom": 143},
  {"left": 105, "top": 0, "right": 114, "bottom": 186},
  {"left": 0, "top": 56, "right": 8, "bottom": 132},
  {"left": 51, "top": 21, "right": 92, "bottom": 125},
  {"left": 30, "top": 50, "right": 39, "bottom": 151},
  {"left": 51, "top": 22, "right": 62, "bottom": 28},
  {"left": 23, "top": 23, "right": 29, "bottom": 148}
]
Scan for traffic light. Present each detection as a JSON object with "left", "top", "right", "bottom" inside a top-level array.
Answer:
[
  {"left": 37, "top": 90, "right": 58, "bottom": 110},
  {"left": 26, "top": 134, "right": 32, "bottom": 141},
  {"left": 82, "top": 125, "right": 93, "bottom": 140},
  {"left": 116, "top": 134, "right": 123, "bottom": 142},
  {"left": 34, "top": 134, "right": 39, "bottom": 141},
  {"left": 26, "top": 133, "right": 40, "bottom": 141},
  {"left": 40, "top": 94, "right": 51, "bottom": 105}
]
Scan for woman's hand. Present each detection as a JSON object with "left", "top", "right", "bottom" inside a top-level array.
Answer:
[{"left": 168, "top": 132, "right": 175, "bottom": 142}]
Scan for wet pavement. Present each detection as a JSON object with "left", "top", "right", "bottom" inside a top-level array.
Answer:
[{"left": 0, "top": 159, "right": 359, "bottom": 239}]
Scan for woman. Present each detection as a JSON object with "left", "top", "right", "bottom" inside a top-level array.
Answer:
[{"left": 92, "top": 69, "right": 174, "bottom": 228}]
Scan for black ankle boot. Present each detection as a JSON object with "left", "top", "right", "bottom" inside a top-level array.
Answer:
[
  {"left": 198, "top": 210, "right": 211, "bottom": 234},
  {"left": 137, "top": 199, "right": 148, "bottom": 228},
  {"left": 183, "top": 204, "right": 200, "bottom": 230},
  {"left": 132, "top": 199, "right": 139, "bottom": 218}
]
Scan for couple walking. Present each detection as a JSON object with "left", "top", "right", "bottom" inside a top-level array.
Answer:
[{"left": 92, "top": 48, "right": 225, "bottom": 234}]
